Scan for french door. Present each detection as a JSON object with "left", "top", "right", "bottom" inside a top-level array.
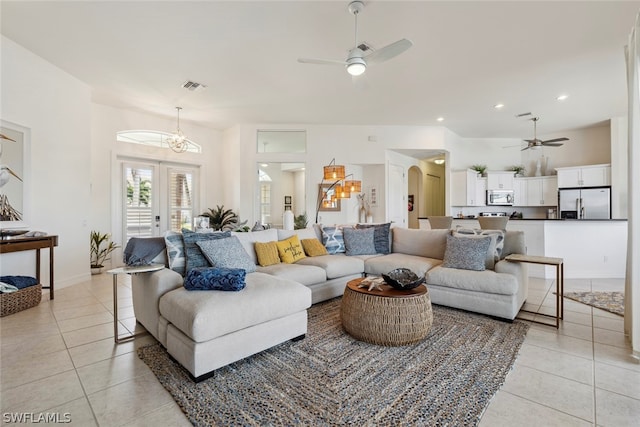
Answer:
[{"left": 120, "top": 159, "right": 199, "bottom": 244}]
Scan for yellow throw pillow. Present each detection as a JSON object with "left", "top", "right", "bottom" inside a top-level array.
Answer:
[
  {"left": 254, "top": 241, "right": 280, "bottom": 267},
  {"left": 276, "top": 235, "right": 307, "bottom": 264},
  {"left": 301, "top": 238, "right": 328, "bottom": 257}
]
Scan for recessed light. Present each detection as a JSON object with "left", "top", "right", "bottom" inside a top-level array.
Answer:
[
  {"left": 556, "top": 94, "right": 569, "bottom": 101},
  {"left": 261, "top": 163, "right": 269, "bottom": 167},
  {"left": 436, "top": 117, "right": 444, "bottom": 122},
  {"left": 494, "top": 103, "right": 505, "bottom": 109},
  {"left": 434, "top": 159, "right": 445, "bottom": 165}
]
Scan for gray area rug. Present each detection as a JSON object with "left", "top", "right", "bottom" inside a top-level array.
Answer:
[
  {"left": 564, "top": 291, "right": 625, "bottom": 316},
  {"left": 138, "top": 298, "right": 529, "bottom": 426}
]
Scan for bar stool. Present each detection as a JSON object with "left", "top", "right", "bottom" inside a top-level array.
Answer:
[
  {"left": 428, "top": 216, "right": 453, "bottom": 229},
  {"left": 478, "top": 216, "right": 509, "bottom": 230}
]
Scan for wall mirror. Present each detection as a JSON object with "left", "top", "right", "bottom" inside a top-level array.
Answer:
[
  {"left": 317, "top": 183, "right": 341, "bottom": 212},
  {"left": 1, "top": 120, "right": 29, "bottom": 229},
  {"left": 257, "top": 130, "right": 306, "bottom": 153},
  {"left": 258, "top": 162, "right": 305, "bottom": 228}
]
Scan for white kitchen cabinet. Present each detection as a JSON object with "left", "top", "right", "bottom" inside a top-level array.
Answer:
[
  {"left": 487, "top": 171, "right": 515, "bottom": 190},
  {"left": 526, "top": 176, "right": 558, "bottom": 206},
  {"left": 556, "top": 164, "right": 611, "bottom": 188},
  {"left": 451, "top": 169, "right": 485, "bottom": 206},
  {"left": 513, "top": 178, "right": 527, "bottom": 206}
]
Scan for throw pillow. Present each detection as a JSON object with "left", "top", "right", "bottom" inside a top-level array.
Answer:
[
  {"left": 164, "top": 231, "right": 186, "bottom": 275},
  {"left": 301, "top": 238, "right": 328, "bottom": 257},
  {"left": 123, "top": 237, "right": 166, "bottom": 266},
  {"left": 356, "top": 222, "right": 391, "bottom": 254},
  {"left": 442, "top": 233, "right": 491, "bottom": 271},
  {"left": 254, "top": 241, "right": 281, "bottom": 266},
  {"left": 196, "top": 236, "right": 257, "bottom": 273},
  {"left": 276, "top": 235, "right": 307, "bottom": 264},
  {"left": 454, "top": 228, "right": 505, "bottom": 269},
  {"left": 182, "top": 229, "right": 231, "bottom": 273},
  {"left": 321, "top": 226, "right": 346, "bottom": 254},
  {"left": 183, "top": 267, "right": 246, "bottom": 291},
  {"left": 342, "top": 227, "right": 377, "bottom": 256}
]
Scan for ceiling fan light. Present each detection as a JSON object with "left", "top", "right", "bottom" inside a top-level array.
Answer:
[{"left": 347, "top": 61, "right": 366, "bottom": 76}]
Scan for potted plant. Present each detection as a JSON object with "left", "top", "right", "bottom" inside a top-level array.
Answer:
[
  {"left": 471, "top": 164, "right": 487, "bottom": 176},
  {"left": 201, "top": 205, "right": 249, "bottom": 231},
  {"left": 90, "top": 230, "right": 120, "bottom": 274},
  {"left": 294, "top": 212, "right": 309, "bottom": 230},
  {"left": 510, "top": 165, "right": 526, "bottom": 177}
]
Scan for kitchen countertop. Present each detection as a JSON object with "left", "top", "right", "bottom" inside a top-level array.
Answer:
[{"left": 419, "top": 217, "right": 627, "bottom": 222}]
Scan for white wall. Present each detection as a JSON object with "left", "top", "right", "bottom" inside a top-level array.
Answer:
[
  {"left": 1, "top": 36, "right": 92, "bottom": 287},
  {"left": 611, "top": 116, "right": 628, "bottom": 219}
]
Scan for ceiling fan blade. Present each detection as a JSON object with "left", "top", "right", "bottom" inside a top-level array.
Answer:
[
  {"left": 366, "top": 39, "right": 413, "bottom": 64},
  {"left": 297, "top": 58, "right": 347, "bottom": 66},
  {"left": 542, "top": 142, "right": 564, "bottom": 147},
  {"left": 541, "top": 137, "right": 569, "bottom": 143},
  {"left": 521, "top": 146, "right": 532, "bottom": 151},
  {"left": 523, "top": 139, "right": 541, "bottom": 143}
]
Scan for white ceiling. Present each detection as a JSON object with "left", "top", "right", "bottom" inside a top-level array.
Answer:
[{"left": 1, "top": 1, "right": 638, "bottom": 138}]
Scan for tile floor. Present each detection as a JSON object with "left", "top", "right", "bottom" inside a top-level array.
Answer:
[{"left": 1, "top": 274, "right": 638, "bottom": 426}]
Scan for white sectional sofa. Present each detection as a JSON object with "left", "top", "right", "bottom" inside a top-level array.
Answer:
[{"left": 131, "top": 226, "right": 528, "bottom": 381}]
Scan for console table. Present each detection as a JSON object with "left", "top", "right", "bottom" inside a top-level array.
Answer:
[
  {"left": 0, "top": 235, "right": 58, "bottom": 300},
  {"left": 505, "top": 253, "right": 564, "bottom": 328},
  {"left": 107, "top": 264, "right": 164, "bottom": 343}
]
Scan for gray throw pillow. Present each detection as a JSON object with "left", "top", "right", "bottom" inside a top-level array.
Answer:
[
  {"left": 196, "top": 236, "right": 257, "bottom": 273},
  {"left": 442, "top": 233, "right": 491, "bottom": 271},
  {"left": 164, "top": 231, "right": 186, "bottom": 276},
  {"left": 342, "top": 227, "right": 376, "bottom": 256},
  {"left": 453, "top": 228, "right": 505, "bottom": 269},
  {"left": 182, "top": 229, "right": 231, "bottom": 273},
  {"left": 356, "top": 222, "right": 391, "bottom": 254}
]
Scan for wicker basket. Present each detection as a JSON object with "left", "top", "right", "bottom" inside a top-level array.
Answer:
[{"left": 0, "top": 283, "right": 42, "bottom": 317}]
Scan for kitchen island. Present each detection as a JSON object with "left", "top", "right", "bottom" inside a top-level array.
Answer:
[{"left": 419, "top": 217, "right": 627, "bottom": 279}]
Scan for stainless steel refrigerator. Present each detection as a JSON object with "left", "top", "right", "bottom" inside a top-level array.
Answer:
[{"left": 558, "top": 186, "right": 611, "bottom": 219}]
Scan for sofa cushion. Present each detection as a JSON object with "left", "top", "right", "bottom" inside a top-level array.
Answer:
[
  {"left": 232, "top": 229, "right": 279, "bottom": 265},
  {"left": 257, "top": 263, "right": 326, "bottom": 286},
  {"left": 343, "top": 227, "right": 376, "bottom": 256},
  {"left": 276, "top": 235, "right": 307, "bottom": 264},
  {"left": 442, "top": 233, "right": 491, "bottom": 271},
  {"left": 301, "top": 238, "right": 328, "bottom": 257},
  {"left": 364, "top": 253, "right": 442, "bottom": 278},
  {"left": 425, "top": 266, "right": 518, "bottom": 295},
  {"left": 254, "top": 241, "right": 281, "bottom": 266},
  {"left": 164, "top": 231, "right": 186, "bottom": 276},
  {"left": 321, "top": 226, "right": 346, "bottom": 254},
  {"left": 183, "top": 267, "right": 246, "bottom": 292},
  {"left": 277, "top": 228, "right": 318, "bottom": 241},
  {"left": 502, "top": 230, "right": 526, "bottom": 258},
  {"left": 182, "top": 229, "right": 232, "bottom": 272},
  {"left": 196, "top": 236, "right": 257, "bottom": 273},
  {"left": 159, "top": 272, "right": 311, "bottom": 343},
  {"left": 391, "top": 228, "right": 449, "bottom": 260},
  {"left": 356, "top": 222, "right": 391, "bottom": 254},
  {"left": 452, "top": 228, "right": 504, "bottom": 270},
  {"left": 296, "top": 253, "right": 364, "bottom": 279}
]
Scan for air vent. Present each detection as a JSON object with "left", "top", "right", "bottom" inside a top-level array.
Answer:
[
  {"left": 357, "top": 43, "right": 372, "bottom": 52},
  {"left": 182, "top": 80, "right": 207, "bottom": 91}
]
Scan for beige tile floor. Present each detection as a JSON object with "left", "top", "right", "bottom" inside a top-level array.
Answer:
[{"left": 1, "top": 274, "right": 638, "bottom": 426}]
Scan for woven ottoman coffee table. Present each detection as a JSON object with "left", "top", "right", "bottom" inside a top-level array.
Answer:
[{"left": 340, "top": 277, "right": 433, "bottom": 346}]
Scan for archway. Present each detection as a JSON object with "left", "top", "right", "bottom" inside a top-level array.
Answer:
[{"left": 408, "top": 166, "right": 423, "bottom": 229}]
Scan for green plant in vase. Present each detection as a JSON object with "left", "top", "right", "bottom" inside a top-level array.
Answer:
[
  {"left": 471, "top": 164, "right": 487, "bottom": 176},
  {"left": 90, "top": 231, "right": 120, "bottom": 273}
]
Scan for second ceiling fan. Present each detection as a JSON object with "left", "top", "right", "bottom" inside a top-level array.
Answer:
[
  {"left": 297, "top": 1, "right": 413, "bottom": 76},
  {"left": 521, "top": 116, "right": 569, "bottom": 151}
]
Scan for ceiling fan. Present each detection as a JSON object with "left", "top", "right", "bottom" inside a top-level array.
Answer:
[
  {"left": 297, "top": 1, "right": 413, "bottom": 76},
  {"left": 521, "top": 116, "right": 569, "bottom": 151}
]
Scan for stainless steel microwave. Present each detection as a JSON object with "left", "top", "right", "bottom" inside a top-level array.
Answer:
[{"left": 486, "top": 190, "right": 514, "bottom": 206}]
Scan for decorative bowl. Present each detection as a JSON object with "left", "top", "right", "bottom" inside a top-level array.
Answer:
[{"left": 382, "top": 268, "right": 424, "bottom": 290}]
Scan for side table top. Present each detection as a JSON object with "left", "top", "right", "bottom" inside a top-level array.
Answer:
[
  {"left": 347, "top": 277, "right": 427, "bottom": 298},
  {"left": 107, "top": 264, "right": 165, "bottom": 275},
  {"left": 504, "top": 254, "right": 563, "bottom": 266}
]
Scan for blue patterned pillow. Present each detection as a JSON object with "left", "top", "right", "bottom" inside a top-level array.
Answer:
[
  {"left": 321, "top": 226, "right": 346, "bottom": 254},
  {"left": 164, "top": 231, "right": 186, "bottom": 276},
  {"left": 442, "top": 233, "right": 491, "bottom": 271},
  {"left": 356, "top": 222, "right": 391, "bottom": 254},
  {"left": 343, "top": 227, "right": 376, "bottom": 256},
  {"left": 182, "top": 229, "right": 231, "bottom": 273},
  {"left": 183, "top": 267, "right": 246, "bottom": 291},
  {"left": 196, "top": 236, "right": 257, "bottom": 273}
]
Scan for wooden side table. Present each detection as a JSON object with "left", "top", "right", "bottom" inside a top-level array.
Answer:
[
  {"left": 0, "top": 235, "right": 58, "bottom": 299},
  {"left": 107, "top": 264, "right": 164, "bottom": 343},
  {"left": 505, "top": 254, "right": 564, "bottom": 328},
  {"left": 340, "top": 278, "right": 433, "bottom": 346}
]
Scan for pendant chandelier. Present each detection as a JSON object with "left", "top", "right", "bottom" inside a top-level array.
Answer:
[
  {"left": 316, "top": 158, "right": 362, "bottom": 223},
  {"left": 167, "top": 107, "right": 189, "bottom": 153}
]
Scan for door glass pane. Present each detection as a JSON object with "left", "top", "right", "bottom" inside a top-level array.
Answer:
[
  {"left": 168, "top": 168, "right": 194, "bottom": 232},
  {"left": 125, "top": 166, "right": 154, "bottom": 239}
]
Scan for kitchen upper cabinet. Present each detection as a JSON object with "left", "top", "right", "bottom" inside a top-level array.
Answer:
[
  {"left": 556, "top": 164, "right": 611, "bottom": 188},
  {"left": 451, "top": 169, "right": 486, "bottom": 206},
  {"left": 487, "top": 171, "right": 515, "bottom": 190},
  {"left": 514, "top": 176, "right": 558, "bottom": 206}
]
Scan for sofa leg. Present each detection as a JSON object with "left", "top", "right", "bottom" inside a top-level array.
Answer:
[
  {"left": 291, "top": 334, "right": 306, "bottom": 342},
  {"left": 192, "top": 370, "right": 216, "bottom": 383}
]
